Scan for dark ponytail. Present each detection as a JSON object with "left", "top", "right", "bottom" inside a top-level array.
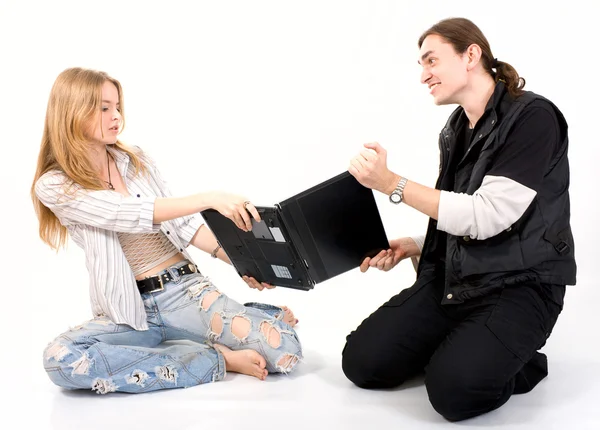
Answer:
[{"left": 494, "top": 59, "right": 526, "bottom": 98}]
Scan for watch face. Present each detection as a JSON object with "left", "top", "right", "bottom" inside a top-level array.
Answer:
[{"left": 390, "top": 192, "right": 401, "bottom": 203}]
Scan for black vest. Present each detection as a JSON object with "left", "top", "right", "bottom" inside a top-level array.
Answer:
[{"left": 417, "top": 83, "right": 576, "bottom": 302}]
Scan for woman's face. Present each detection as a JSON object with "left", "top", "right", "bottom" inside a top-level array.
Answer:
[{"left": 86, "top": 81, "right": 122, "bottom": 146}]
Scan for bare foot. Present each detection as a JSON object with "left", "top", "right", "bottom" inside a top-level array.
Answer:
[
  {"left": 214, "top": 344, "right": 268, "bottom": 381},
  {"left": 279, "top": 305, "right": 299, "bottom": 327}
]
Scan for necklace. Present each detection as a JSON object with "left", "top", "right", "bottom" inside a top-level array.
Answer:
[{"left": 104, "top": 150, "right": 114, "bottom": 190}]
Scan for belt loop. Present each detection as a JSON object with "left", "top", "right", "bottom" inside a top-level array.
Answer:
[{"left": 167, "top": 266, "right": 181, "bottom": 283}]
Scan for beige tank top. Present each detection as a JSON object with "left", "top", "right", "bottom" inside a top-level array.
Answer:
[{"left": 117, "top": 231, "right": 179, "bottom": 276}]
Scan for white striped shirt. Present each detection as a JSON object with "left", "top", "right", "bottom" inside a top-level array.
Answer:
[{"left": 35, "top": 146, "right": 203, "bottom": 331}]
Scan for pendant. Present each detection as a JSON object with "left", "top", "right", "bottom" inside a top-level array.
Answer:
[{"left": 108, "top": 183, "right": 115, "bottom": 190}]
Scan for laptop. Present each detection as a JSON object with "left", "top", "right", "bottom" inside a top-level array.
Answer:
[{"left": 200, "top": 171, "right": 389, "bottom": 290}]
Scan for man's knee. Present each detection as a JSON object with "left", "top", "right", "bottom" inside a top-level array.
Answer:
[
  {"left": 342, "top": 341, "right": 378, "bottom": 388},
  {"left": 341, "top": 339, "right": 366, "bottom": 388},
  {"left": 425, "top": 362, "right": 510, "bottom": 422},
  {"left": 341, "top": 336, "right": 409, "bottom": 389}
]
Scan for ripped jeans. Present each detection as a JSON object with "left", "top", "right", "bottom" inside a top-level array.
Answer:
[{"left": 43, "top": 260, "right": 303, "bottom": 394}]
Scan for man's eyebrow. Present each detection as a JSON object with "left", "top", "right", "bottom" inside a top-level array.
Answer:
[{"left": 418, "top": 50, "right": 434, "bottom": 65}]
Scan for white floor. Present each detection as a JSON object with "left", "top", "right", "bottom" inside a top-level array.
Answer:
[{"left": 9, "top": 256, "right": 600, "bottom": 430}]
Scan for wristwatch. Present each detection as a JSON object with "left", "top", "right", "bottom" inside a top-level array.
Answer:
[{"left": 389, "top": 177, "right": 408, "bottom": 204}]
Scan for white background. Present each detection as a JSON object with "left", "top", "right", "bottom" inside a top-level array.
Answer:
[{"left": 2, "top": 0, "right": 599, "bottom": 428}]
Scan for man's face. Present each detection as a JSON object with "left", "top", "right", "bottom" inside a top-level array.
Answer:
[{"left": 418, "top": 34, "right": 469, "bottom": 106}]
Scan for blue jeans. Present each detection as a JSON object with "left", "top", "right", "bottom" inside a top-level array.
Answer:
[{"left": 43, "top": 260, "right": 303, "bottom": 394}]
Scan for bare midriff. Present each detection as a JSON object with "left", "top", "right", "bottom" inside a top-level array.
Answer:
[{"left": 135, "top": 253, "right": 187, "bottom": 281}]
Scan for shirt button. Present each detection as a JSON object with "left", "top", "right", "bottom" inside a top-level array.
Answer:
[
  {"left": 136, "top": 194, "right": 141, "bottom": 197},
  {"left": 462, "top": 236, "right": 470, "bottom": 242},
  {"left": 447, "top": 294, "right": 453, "bottom": 300},
  {"left": 491, "top": 120, "right": 495, "bottom": 124},
  {"left": 478, "top": 134, "right": 483, "bottom": 138},
  {"left": 166, "top": 231, "right": 170, "bottom": 235}
]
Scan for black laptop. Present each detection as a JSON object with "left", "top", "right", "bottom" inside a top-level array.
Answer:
[{"left": 200, "top": 171, "right": 389, "bottom": 290}]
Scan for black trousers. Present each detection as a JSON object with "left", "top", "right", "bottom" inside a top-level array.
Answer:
[{"left": 341, "top": 274, "right": 564, "bottom": 422}]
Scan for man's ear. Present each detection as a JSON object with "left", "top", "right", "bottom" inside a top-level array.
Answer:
[{"left": 465, "top": 43, "right": 483, "bottom": 71}]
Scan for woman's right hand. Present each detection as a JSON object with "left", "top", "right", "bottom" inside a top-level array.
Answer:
[
  {"left": 208, "top": 192, "right": 261, "bottom": 232},
  {"left": 360, "top": 237, "right": 420, "bottom": 273}
]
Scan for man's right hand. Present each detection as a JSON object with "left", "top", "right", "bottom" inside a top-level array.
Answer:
[{"left": 360, "top": 237, "right": 421, "bottom": 273}]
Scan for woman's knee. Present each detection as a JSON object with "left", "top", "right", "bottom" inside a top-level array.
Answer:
[
  {"left": 42, "top": 318, "right": 120, "bottom": 384},
  {"left": 43, "top": 332, "right": 91, "bottom": 370},
  {"left": 43, "top": 335, "right": 95, "bottom": 390}
]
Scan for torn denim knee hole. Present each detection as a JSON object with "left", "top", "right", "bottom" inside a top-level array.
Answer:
[
  {"left": 199, "top": 290, "right": 222, "bottom": 311},
  {"left": 91, "top": 378, "right": 118, "bottom": 394},
  {"left": 260, "top": 321, "right": 282, "bottom": 348},
  {"left": 44, "top": 341, "right": 71, "bottom": 362},
  {"left": 276, "top": 353, "right": 301, "bottom": 374},
  {"left": 188, "top": 277, "right": 214, "bottom": 297},
  {"left": 231, "top": 313, "right": 252, "bottom": 343},
  {"left": 126, "top": 370, "right": 150, "bottom": 387},
  {"left": 69, "top": 352, "right": 93, "bottom": 376},
  {"left": 155, "top": 365, "right": 178, "bottom": 384},
  {"left": 188, "top": 281, "right": 213, "bottom": 299},
  {"left": 208, "top": 312, "right": 225, "bottom": 342}
]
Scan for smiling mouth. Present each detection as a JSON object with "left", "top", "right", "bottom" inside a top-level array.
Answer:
[{"left": 429, "top": 83, "right": 440, "bottom": 90}]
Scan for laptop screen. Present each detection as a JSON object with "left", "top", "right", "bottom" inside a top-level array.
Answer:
[{"left": 279, "top": 171, "right": 389, "bottom": 283}]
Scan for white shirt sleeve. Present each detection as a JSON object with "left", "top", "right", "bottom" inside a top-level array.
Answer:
[{"left": 437, "top": 175, "right": 536, "bottom": 240}]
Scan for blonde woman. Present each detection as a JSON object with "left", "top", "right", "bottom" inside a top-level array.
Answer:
[{"left": 32, "top": 67, "right": 302, "bottom": 394}]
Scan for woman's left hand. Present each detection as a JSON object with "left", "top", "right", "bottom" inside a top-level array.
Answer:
[{"left": 242, "top": 275, "right": 275, "bottom": 291}]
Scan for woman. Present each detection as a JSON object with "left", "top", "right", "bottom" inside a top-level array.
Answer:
[{"left": 32, "top": 67, "right": 302, "bottom": 394}]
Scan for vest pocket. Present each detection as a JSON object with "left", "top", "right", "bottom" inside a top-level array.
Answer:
[{"left": 452, "top": 232, "right": 525, "bottom": 278}]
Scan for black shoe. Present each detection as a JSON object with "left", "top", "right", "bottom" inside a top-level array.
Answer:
[{"left": 514, "top": 352, "right": 548, "bottom": 394}]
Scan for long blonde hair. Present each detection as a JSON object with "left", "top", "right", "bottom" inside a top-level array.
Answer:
[{"left": 31, "top": 67, "right": 146, "bottom": 250}]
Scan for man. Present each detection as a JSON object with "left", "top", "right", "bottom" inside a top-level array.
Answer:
[{"left": 342, "top": 17, "right": 576, "bottom": 422}]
